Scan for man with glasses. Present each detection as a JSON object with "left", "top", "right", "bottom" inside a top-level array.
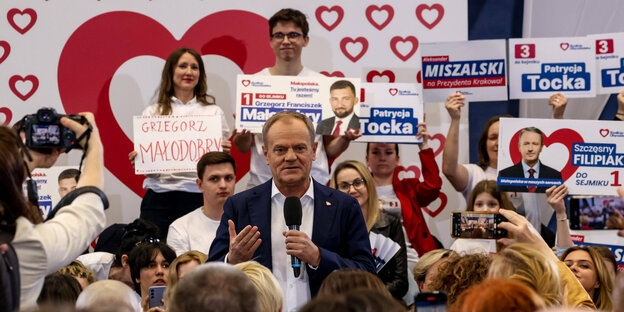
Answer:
[{"left": 233, "top": 8, "right": 361, "bottom": 190}]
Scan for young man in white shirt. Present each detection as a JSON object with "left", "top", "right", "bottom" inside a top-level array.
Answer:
[
  {"left": 167, "top": 152, "right": 236, "bottom": 256},
  {"left": 233, "top": 8, "right": 361, "bottom": 189}
]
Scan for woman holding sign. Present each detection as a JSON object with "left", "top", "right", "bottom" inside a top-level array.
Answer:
[
  {"left": 129, "top": 48, "right": 231, "bottom": 239},
  {"left": 330, "top": 160, "right": 408, "bottom": 300}
]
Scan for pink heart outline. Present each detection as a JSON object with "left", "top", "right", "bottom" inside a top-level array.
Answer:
[
  {"left": 422, "top": 192, "right": 448, "bottom": 218},
  {"left": 9, "top": 75, "right": 39, "bottom": 101},
  {"left": 366, "top": 70, "right": 395, "bottom": 83},
  {"left": 390, "top": 36, "right": 419, "bottom": 62},
  {"left": 415, "top": 4, "right": 444, "bottom": 30},
  {"left": 0, "top": 107, "right": 13, "bottom": 126},
  {"left": 365, "top": 4, "right": 394, "bottom": 31},
  {"left": 0, "top": 41, "right": 10, "bottom": 64},
  {"left": 7, "top": 8, "right": 37, "bottom": 35},
  {"left": 320, "top": 71, "right": 345, "bottom": 77},
  {"left": 340, "top": 37, "right": 369, "bottom": 63},
  {"left": 315, "top": 5, "right": 344, "bottom": 31}
]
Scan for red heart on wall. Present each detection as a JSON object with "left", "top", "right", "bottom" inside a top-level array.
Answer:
[
  {"left": 340, "top": 37, "right": 368, "bottom": 62},
  {"left": 365, "top": 5, "right": 394, "bottom": 30},
  {"left": 396, "top": 165, "right": 421, "bottom": 181},
  {"left": 429, "top": 133, "right": 446, "bottom": 157},
  {"left": 0, "top": 41, "right": 10, "bottom": 64},
  {"left": 508, "top": 128, "right": 584, "bottom": 181},
  {"left": 366, "top": 70, "right": 395, "bottom": 83},
  {"left": 415, "top": 4, "right": 444, "bottom": 30},
  {"left": 422, "top": 192, "right": 447, "bottom": 218},
  {"left": 9, "top": 75, "right": 39, "bottom": 101},
  {"left": 7, "top": 8, "right": 37, "bottom": 34},
  {"left": 320, "top": 71, "right": 345, "bottom": 77},
  {"left": 390, "top": 36, "right": 418, "bottom": 61},
  {"left": 0, "top": 107, "right": 12, "bottom": 126},
  {"left": 315, "top": 5, "right": 344, "bottom": 31},
  {"left": 57, "top": 11, "right": 273, "bottom": 196}
]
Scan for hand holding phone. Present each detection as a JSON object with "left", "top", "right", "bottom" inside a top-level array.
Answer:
[{"left": 149, "top": 286, "right": 166, "bottom": 309}]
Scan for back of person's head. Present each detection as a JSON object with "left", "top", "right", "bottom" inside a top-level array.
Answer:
[
  {"left": 75, "top": 280, "right": 141, "bottom": 312},
  {"left": 318, "top": 269, "right": 392, "bottom": 299},
  {"left": 300, "top": 289, "right": 405, "bottom": 312},
  {"left": 427, "top": 252, "right": 492, "bottom": 304},
  {"left": 268, "top": 8, "right": 309, "bottom": 37},
  {"left": 168, "top": 262, "right": 260, "bottom": 312},
  {"left": 449, "top": 278, "right": 545, "bottom": 312},
  {"left": 613, "top": 272, "right": 624, "bottom": 312},
  {"left": 127, "top": 241, "right": 176, "bottom": 293},
  {"left": 57, "top": 260, "right": 95, "bottom": 288},
  {"left": 413, "top": 249, "right": 455, "bottom": 287},
  {"left": 168, "top": 250, "right": 208, "bottom": 288},
  {"left": 560, "top": 245, "right": 613, "bottom": 310},
  {"left": 197, "top": 151, "right": 236, "bottom": 179},
  {"left": 489, "top": 243, "right": 562, "bottom": 306},
  {"left": 115, "top": 218, "right": 160, "bottom": 266},
  {"left": 234, "top": 261, "right": 284, "bottom": 312},
  {"left": 37, "top": 273, "right": 82, "bottom": 307},
  {"left": 466, "top": 180, "right": 514, "bottom": 212}
]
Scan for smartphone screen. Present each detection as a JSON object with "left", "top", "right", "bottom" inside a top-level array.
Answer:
[
  {"left": 149, "top": 286, "right": 166, "bottom": 308},
  {"left": 451, "top": 211, "right": 507, "bottom": 239},
  {"left": 569, "top": 196, "right": 624, "bottom": 230},
  {"left": 415, "top": 292, "right": 447, "bottom": 312}
]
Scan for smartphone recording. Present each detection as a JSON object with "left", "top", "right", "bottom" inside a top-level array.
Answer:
[{"left": 451, "top": 211, "right": 508, "bottom": 239}]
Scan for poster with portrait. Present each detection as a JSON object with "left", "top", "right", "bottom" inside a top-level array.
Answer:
[
  {"left": 133, "top": 114, "right": 223, "bottom": 174},
  {"left": 27, "top": 166, "right": 79, "bottom": 220},
  {"left": 235, "top": 74, "right": 361, "bottom": 134},
  {"left": 421, "top": 39, "right": 508, "bottom": 102},
  {"left": 588, "top": 32, "right": 624, "bottom": 95},
  {"left": 357, "top": 82, "right": 423, "bottom": 143},
  {"left": 497, "top": 117, "right": 624, "bottom": 195},
  {"left": 508, "top": 37, "right": 596, "bottom": 99}
]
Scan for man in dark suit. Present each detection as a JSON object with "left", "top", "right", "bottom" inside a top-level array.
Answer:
[
  {"left": 316, "top": 80, "right": 360, "bottom": 135},
  {"left": 209, "top": 110, "right": 374, "bottom": 310},
  {"left": 498, "top": 127, "right": 562, "bottom": 192}
]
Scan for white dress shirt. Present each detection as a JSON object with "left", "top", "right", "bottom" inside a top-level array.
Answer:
[
  {"left": 270, "top": 179, "right": 315, "bottom": 312},
  {"left": 331, "top": 111, "right": 355, "bottom": 134}
]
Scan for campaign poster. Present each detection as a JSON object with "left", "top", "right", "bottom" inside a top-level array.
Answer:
[
  {"left": 28, "top": 166, "right": 79, "bottom": 220},
  {"left": 509, "top": 37, "right": 596, "bottom": 99},
  {"left": 357, "top": 83, "right": 423, "bottom": 143},
  {"left": 133, "top": 114, "right": 223, "bottom": 174},
  {"left": 421, "top": 39, "right": 507, "bottom": 102},
  {"left": 497, "top": 117, "right": 624, "bottom": 195},
  {"left": 588, "top": 32, "right": 624, "bottom": 94},
  {"left": 235, "top": 74, "right": 361, "bottom": 134}
]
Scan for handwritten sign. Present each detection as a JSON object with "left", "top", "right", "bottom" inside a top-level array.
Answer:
[
  {"left": 133, "top": 114, "right": 222, "bottom": 174},
  {"left": 235, "top": 74, "right": 361, "bottom": 133},
  {"left": 421, "top": 39, "right": 508, "bottom": 102},
  {"left": 498, "top": 117, "right": 624, "bottom": 195},
  {"left": 509, "top": 37, "right": 596, "bottom": 99},
  {"left": 588, "top": 32, "right": 624, "bottom": 94},
  {"left": 357, "top": 82, "right": 423, "bottom": 143}
]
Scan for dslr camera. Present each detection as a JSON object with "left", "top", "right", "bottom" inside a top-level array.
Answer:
[{"left": 23, "top": 108, "right": 86, "bottom": 150}]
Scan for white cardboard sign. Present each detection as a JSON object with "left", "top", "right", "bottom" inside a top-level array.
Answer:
[{"left": 588, "top": 32, "right": 624, "bottom": 94}]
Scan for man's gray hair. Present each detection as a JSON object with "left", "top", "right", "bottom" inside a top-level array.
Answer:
[
  {"left": 519, "top": 127, "right": 544, "bottom": 145},
  {"left": 262, "top": 110, "right": 315, "bottom": 148},
  {"left": 75, "top": 280, "right": 141, "bottom": 312}
]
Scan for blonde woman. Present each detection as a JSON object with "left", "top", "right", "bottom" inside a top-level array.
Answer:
[
  {"left": 235, "top": 261, "right": 284, "bottom": 312},
  {"left": 560, "top": 246, "right": 613, "bottom": 310},
  {"left": 331, "top": 160, "right": 408, "bottom": 300},
  {"left": 168, "top": 251, "right": 208, "bottom": 288}
]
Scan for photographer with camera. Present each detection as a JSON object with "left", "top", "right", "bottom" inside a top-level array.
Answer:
[{"left": 3, "top": 110, "right": 106, "bottom": 310}]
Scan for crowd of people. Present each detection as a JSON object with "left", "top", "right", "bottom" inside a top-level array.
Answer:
[{"left": 2, "top": 7, "right": 623, "bottom": 312}]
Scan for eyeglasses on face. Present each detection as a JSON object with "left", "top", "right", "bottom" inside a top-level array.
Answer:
[
  {"left": 271, "top": 32, "right": 304, "bottom": 40},
  {"left": 337, "top": 178, "right": 366, "bottom": 192}
]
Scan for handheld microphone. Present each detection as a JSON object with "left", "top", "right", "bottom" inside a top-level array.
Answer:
[{"left": 284, "top": 196, "right": 302, "bottom": 278}]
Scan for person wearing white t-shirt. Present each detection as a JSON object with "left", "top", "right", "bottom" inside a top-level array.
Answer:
[
  {"left": 167, "top": 151, "right": 236, "bottom": 256},
  {"left": 233, "top": 8, "right": 360, "bottom": 189},
  {"left": 128, "top": 48, "right": 231, "bottom": 239}
]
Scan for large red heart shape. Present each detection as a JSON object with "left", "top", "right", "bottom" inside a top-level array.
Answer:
[
  {"left": 7, "top": 8, "right": 37, "bottom": 35},
  {"left": 57, "top": 11, "right": 273, "bottom": 196},
  {"left": 415, "top": 4, "right": 444, "bottom": 30},
  {"left": 315, "top": 5, "right": 344, "bottom": 31},
  {"left": 0, "top": 41, "right": 10, "bottom": 64},
  {"left": 320, "top": 71, "right": 345, "bottom": 77},
  {"left": 422, "top": 192, "right": 447, "bottom": 218},
  {"left": 9, "top": 75, "right": 38, "bottom": 101},
  {"left": 560, "top": 43, "right": 569, "bottom": 51},
  {"left": 600, "top": 129, "right": 609, "bottom": 137},
  {"left": 366, "top": 70, "right": 395, "bottom": 83},
  {"left": 365, "top": 5, "right": 394, "bottom": 31},
  {"left": 0, "top": 107, "right": 12, "bottom": 126},
  {"left": 390, "top": 36, "right": 418, "bottom": 62},
  {"left": 340, "top": 37, "right": 368, "bottom": 63},
  {"left": 429, "top": 133, "right": 446, "bottom": 157},
  {"left": 395, "top": 165, "right": 421, "bottom": 181},
  {"left": 508, "top": 128, "right": 584, "bottom": 181}
]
